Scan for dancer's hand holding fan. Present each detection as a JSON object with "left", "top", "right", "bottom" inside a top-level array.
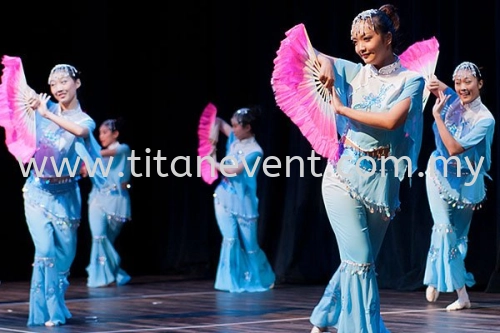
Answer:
[
  {"left": 0, "top": 55, "right": 38, "bottom": 164},
  {"left": 198, "top": 102, "right": 219, "bottom": 185},
  {"left": 271, "top": 23, "right": 340, "bottom": 161}
]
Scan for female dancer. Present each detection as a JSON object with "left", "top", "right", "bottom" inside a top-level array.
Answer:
[
  {"left": 210, "top": 106, "right": 275, "bottom": 292},
  {"left": 307, "top": 4, "right": 425, "bottom": 332},
  {"left": 423, "top": 62, "right": 495, "bottom": 311},
  {"left": 16, "top": 64, "right": 104, "bottom": 327},
  {"left": 85, "top": 118, "right": 132, "bottom": 287}
]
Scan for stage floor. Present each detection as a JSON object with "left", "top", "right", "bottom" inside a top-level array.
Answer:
[{"left": 1, "top": 275, "right": 499, "bottom": 332}]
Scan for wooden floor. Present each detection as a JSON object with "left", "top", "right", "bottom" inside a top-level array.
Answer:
[{"left": 1, "top": 275, "right": 499, "bottom": 332}]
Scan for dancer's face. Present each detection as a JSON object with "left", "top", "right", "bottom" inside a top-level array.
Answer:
[
  {"left": 351, "top": 21, "right": 393, "bottom": 69},
  {"left": 49, "top": 72, "right": 80, "bottom": 105},
  {"left": 230, "top": 117, "right": 252, "bottom": 140},
  {"left": 99, "top": 124, "right": 119, "bottom": 148},
  {"left": 453, "top": 69, "right": 483, "bottom": 105}
]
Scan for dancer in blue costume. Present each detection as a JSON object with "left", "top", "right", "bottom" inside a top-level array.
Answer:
[
  {"left": 84, "top": 118, "right": 132, "bottom": 287},
  {"left": 308, "top": 4, "right": 425, "bottom": 332},
  {"left": 423, "top": 62, "right": 495, "bottom": 311},
  {"left": 211, "top": 106, "right": 275, "bottom": 292},
  {"left": 23, "top": 64, "right": 104, "bottom": 327}
]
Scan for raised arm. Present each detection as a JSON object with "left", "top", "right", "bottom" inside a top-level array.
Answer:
[
  {"left": 34, "top": 93, "right": 90, "bottom": 138},
  {"left": 217, "top": 117, "right": 232, "bottom": 137},
  {"left": 431, "top": 90, "right": 464, "bottom": 156},
  {"left": 331, "top": 76, "right": 424, "bottom": 130},
  {"left": 426, "top": 75, "right": 448, "bottom": 98},
  {"left": 101, "top": 144, "right": 130, "bottom": 157},
  {"left": 314, "top": 48, "right": 337, "bottom": 90}
]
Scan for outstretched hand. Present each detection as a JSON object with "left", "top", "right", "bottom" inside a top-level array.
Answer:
[
  {"left": 432, "top": 89, "right": 450, "bottom": 119},
  {"left": 36, "top": 93, "right": 52, "bottom": 118}
]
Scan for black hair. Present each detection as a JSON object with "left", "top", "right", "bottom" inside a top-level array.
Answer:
[
  {"left": 232, "top": 105, "right": 263, "bottom": 134},
  {"left": 101, "top": 117, "right": 125, "bottom": 133}
]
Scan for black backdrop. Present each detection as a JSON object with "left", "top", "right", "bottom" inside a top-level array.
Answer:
[{"left": 1, "top": 0, "right": 499, "bottom": 293}]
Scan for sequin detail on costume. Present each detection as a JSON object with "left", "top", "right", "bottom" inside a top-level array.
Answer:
[
  {"left": 48, "top": 64, "right": 79, "bottom": 84},
  {"left": 452, "top": 62, "right": 481, "bottom": 80},
  {"left": 427, "top": 170, "right": 484, "bottom": 210},
  {"left": 427, "top": 224, "right": 468, "bottom": 262},
  {"left": 340, "top": 260, "right": 373, "bottom": 276},
  {"left": 351, "top": 9, "right": 378, "bottom": 36}
]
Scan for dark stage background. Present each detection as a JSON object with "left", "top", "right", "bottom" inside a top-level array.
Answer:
[{"left": 1, "top": 0, "right": 499, "bottom": 294}]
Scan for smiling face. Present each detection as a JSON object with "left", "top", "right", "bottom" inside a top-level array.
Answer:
[
  {"left": 99, "top": 124, "right": 119, "bottom": 148},
  {"left": 351, "top": 23, "right": 392, "bottom": 68},
  {"left": 453, "top": 69, "right": 483, "bottom": 105},
  {"left": 48, "top": 72, "right": 80, "bottom": 107},
  {"left": 350, "top": 9, "right": 396, "bottom": 69}
]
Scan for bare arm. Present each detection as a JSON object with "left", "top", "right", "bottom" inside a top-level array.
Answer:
[
  {"left": 36, "top": 93, "right": 90, "bottom": 138},
  {"left": 100, "top": 148, "right": 117, "bottom": 157},
  {"left": 314, "top": 48, "right": 337, "bottom": 90},
  {"left": 217, "top": 117, "right": 232, "bottom": 137},
  {"left": 432, "top": 90, "right": 464, "bottom": 156},
  {"left": 426, "top": 75, "right": 449, "bottom": 98},
  {"left": 332, "top": 90, "right": 410, "bottom": 130}
]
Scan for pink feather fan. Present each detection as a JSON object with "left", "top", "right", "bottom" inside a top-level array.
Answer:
[
  {"left": 198, "top": 102, "right": 219, "bottom": 185},
  {"left": 0, "top": 55, "right": 38, "bottom": 164},
  {"left": 399, "top": 37, "right": 440, "bottom": 110},
  {"left": 271, "top": 23, "right": 339, "bottom": 161}
]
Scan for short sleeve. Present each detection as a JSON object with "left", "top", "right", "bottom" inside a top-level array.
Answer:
[
  {"left": 333, "top": 58, "right": 363, "bottom": 86},
  {"left": 77, "top": 115, "right": 96, "bottom": 133},
  {"left": 116, "top": 143, "right": 131, "bottom": 156},
  {"left": 333, "top": 59, "right": 363, "bottom": 136},
  {"left": 242, "top": 151, "right": 263, "bottom": 176},
  {"left": 399, "top": 75, "right": 425, "bottom": 179},
  {"left": 457, "top": 118, "right": 495, "bottom": 150}
]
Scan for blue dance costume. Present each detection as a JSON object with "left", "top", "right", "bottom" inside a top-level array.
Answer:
[
  {"left": 213, "top": 132, "right": 275, "bottom": 292},
  {"left": 24, "top": 102, "right": 103, "bottom": 326},
  {"left": 424, "top": 88, "right": 495, "bottom": 293},
  {"left": 86, "top": 141, "right": 132, "bottom": 287},
  {"left": 310, "top": 57, "right": 424, "bottom": 332}
]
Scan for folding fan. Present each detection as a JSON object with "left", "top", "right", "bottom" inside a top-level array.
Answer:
[
  {"left": 271, "top": 23, "right": 339, "bottom": 161},
  {"left": 399, "top": 37, "right": 440, "bottom": 110},
  {"left": 198, "top": 102, "right": 219, "bottom": 185},
  {"left": 0, "top": 55, "right": 38, "bottom": 163}
]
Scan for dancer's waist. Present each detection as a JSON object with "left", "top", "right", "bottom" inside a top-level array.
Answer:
[{"left": 343, "top": 138, "right": 390, "bottom": 159}]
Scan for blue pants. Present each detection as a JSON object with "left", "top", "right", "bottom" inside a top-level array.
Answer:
[
  {"left": 423, "top": 174, "right": 475, "bottom": 292},
  {"left": 213, "top": 201, "right": 275, "bottom": 292},
  {"left": 86, "top": 202, "right": 131, "bottom": 287},
  {"left": 310, "top": 164, "right": 390, "bottom": 332},
  {"left": 25, "top": 202, "right": 77, "bottom": 326}
]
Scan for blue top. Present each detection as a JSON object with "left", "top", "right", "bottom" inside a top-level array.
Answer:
[
  {"left": 214, "top": 132, "right": 263, "bottom": 219},
  {"left": 89, "top": 141, "right": 132, "bottom": 222},
  {"left": 427, "top": 87, "right": 495, "bottom": 207},
  {"left": 32, "top": 101, "right": 105, "bottom": 187},
  {"left": 332, "top": 56, "right": 425, "bottom": 219}
]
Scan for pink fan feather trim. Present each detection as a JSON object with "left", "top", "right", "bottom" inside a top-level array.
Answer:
[
  {"left": 198, "top": 102, "right": 218, "bottom": 184},
  {"left": 0, "top": 55, "right": 37, "bottom": 163},
  {"left": 271, "top": 23, "right": 340, "bottom": 161},
  {"left": 399, "top": 37, "right": 440, "bottom": 110}
]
